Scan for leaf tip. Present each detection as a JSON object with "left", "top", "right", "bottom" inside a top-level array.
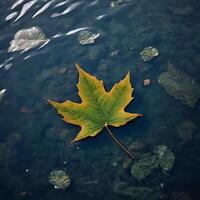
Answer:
[
  {"left": 126, "top": 70, "right": 131, "bottom": 79},
  {"left": 47, "top": 100, "right": 60, "bottom": 108},
  {"left": 47, "top": 99, "right": 53, "bottom": 104},
  {"left": 75, "top": 63, "right": 81, "bottom": 70},
  {"left": 70, "top": 140, "right": 75, "bottom": 144},
  {"left": 71, "top": 137, "right": 78, "bottom": 144},
  {"left": 75, "top": 63, "right": 88, "bottom": 77}
]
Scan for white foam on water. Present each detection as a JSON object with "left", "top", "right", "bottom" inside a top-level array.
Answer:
[
  {"left": 4, "top": 64, "right": 12, "bottom": 70},
  {"left": 11, "top": 0, "right": 25, "bottom": 10},
  {"left": 88, "top": 0, "right": 99, "bottom": 7},
  {"left": 54, "top": 0, "right": 70, "bottom": 8},
  {"left": 52, "top": 34, "right": 63, "bottom": 38},
  {"left": 0, "top": 89, "right": 6, "bottom": 102},
  {"left": 32, "top": 0, "right": 55, "bottom": 18},
  {"left": 5, "top": 12, "right": 18, "bottom": 21},
  {"left": 51, "top": 2, "right": 82, "bottom": 18},
  {"left": 14, "top": 0, "right": 38, "bottom": 22},
  {"left": 96, "top": 14, "right": 107, "bottom": 20},
  {"left": 66, "top": 27, "right": 89, "bottom": 35}
]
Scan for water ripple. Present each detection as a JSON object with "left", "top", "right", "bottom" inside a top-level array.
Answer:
[
  {"left": 5, "top": 12, "right": 18, "bottom": 21},
  {"left": 54, "top": 0, "right": 70, "bottom": 8},
  {"left": 11, "top": 0, "right": 25, "bottom": 10},
  {"left": 1, "top": 0, "right": 126, "bottom": 71},
  {"left": 14, "top": 0, "right": 38, "bottom": 22},
  {"left": 87, "top": 0, "right": 99, "bottom": 7},
  {"left": 66, "top": 27, "right": 89, "bottom": 35},
  {"left": 32, "top": 0, "right": 56, "bottom": 18},
  {"left": 51, "top": 2, "right": 82, "bottom": 18}
]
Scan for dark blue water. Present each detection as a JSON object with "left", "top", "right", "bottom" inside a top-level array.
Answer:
[{"left": 0, "top": 0, "right": 200, "bottom": 199}]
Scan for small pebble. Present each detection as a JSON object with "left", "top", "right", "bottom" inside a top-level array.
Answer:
[{"left": 143, "top": 79, "right": 151, "bottom": 86}]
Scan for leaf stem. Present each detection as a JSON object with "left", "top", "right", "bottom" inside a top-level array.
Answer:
[{"left": 105, "top": 125, "right": 135, "bottom": 160}]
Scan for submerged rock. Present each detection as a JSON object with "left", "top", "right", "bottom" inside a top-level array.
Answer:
[
  {"left": 144, "top": 79, "right": 151, "bottom": 86},
  {"left": 158, "top": 63, "right": 200, "bottom": 107},
  {"left": 176, "top": 121, "right": 197, "bottom": 142},
  {"left": 131, "top": 153, "right": 159, "bottom": 181},
  {"left": 78, "top": 31, "right": 100, "bottom": 45},
  {"left": 154, "top": 145, "right": 175, "bottom": 172},
  {"left": 140, "top": 46, "right": 159, "bottom": 61},
  {"left": 49, "top": 170, "right": 71, "bottom": 189},
  {"left": 8, "top": 27, "right": 48, "bottom": 52}
]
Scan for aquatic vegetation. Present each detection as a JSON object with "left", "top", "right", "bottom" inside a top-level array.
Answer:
[
  {"left": 140, "top": 46, "right": 159, "bottom": 61},
  {"left": 48, "top": 64, "right": 142, "bottom": 158},
  {"left": 131, "top": 153, "right": 159, "bottom": 181},
  {"left": 49, "top": 170, "right": 71, "bottom": 189},
  {"left": 78, "top": 31, "right": 100, "bottom": 45},
  {"left": 8, "top": 27, "right": 48, "bottom": 52},
  {"left": 154, "top": 145, "right": 175, "bottom": 173},
  {"left": 159, "top": 62, "right": 200, "bottom": 107},
  {"left": 131, "top": 145, "right": 175, "bottom": 180},
  {"left": 122, "top": 141, "right": 144, "bottom": 169}
]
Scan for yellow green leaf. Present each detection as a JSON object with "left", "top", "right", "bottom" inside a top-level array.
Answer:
[{"left": 48, "top": 64, "right": 142, "bottom": 143}]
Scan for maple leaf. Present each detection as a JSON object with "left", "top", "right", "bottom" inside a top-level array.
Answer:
[{"left": 48, "top": 64, "right": 142, "bottom": 159}]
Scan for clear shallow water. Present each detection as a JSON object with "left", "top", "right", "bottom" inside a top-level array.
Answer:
[{"left": 0, "top": 0, "right": 200, "bottom": 199}]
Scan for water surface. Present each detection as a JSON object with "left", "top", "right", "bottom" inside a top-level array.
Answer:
[{"left": 0, "top": 0, "right": 200, "bottom": 199}]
